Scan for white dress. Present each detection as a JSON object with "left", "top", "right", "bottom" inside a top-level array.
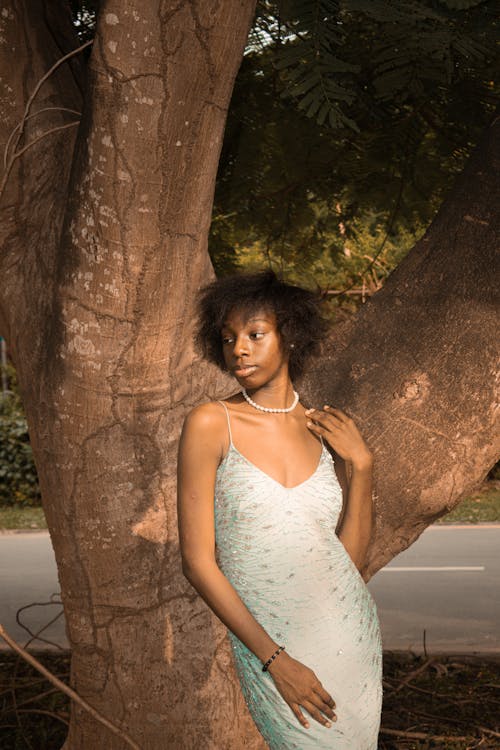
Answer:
[{"left": 214, "top": 402, "right": 383, "bottom": 748}]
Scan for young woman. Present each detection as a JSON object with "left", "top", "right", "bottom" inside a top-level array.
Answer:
[{"left": 177, "top": 270, "right": 383, "bottom": 749}]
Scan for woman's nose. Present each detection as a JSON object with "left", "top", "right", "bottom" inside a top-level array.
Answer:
[{"left": 233, "top": 336, "right": 249, "bottom": 357}]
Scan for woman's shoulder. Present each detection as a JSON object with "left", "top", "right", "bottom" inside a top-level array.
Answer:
[{"left": 182, "top": 400, "right": 228, "bottom": 436}]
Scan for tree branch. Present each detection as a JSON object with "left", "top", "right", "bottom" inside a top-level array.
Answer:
[{"left": 0, "top": 624, "right": 141, "bottom": 749}]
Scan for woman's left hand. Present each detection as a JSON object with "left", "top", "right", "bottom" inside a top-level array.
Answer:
[{"left": 305, "top": 406, "right": 373, "bottom": 470}]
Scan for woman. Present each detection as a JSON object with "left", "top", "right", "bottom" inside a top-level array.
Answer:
[{"left": 177, "top": 270, "right": 383, "bottom": 749}]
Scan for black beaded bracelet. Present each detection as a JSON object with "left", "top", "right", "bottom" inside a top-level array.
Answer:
[{"left": 262, "top": 645, "right": 285, "bottom": 672}]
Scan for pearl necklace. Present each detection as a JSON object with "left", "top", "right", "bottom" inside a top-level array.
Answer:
[{"left": 242, "top": 388, "right": 299, "bottom": 413}]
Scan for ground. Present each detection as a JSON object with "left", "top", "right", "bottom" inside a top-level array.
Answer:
[
  {"left": 1, "top": 481, "right": 498, "bottom": 748},
  {"left": 1, "top": 650, "right": 499, "bottom": 749}
]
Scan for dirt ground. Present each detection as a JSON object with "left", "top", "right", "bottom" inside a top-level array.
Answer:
[{"left": 0, "top": 649, "right": 498, "bottom": 749}]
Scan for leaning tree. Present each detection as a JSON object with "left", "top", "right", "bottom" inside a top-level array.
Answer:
[{"left": 0, "top": 1, "right": 498, "bottom": 747}]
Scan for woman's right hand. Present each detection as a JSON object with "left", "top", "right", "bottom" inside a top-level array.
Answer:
[{"left": 267, "top": 651, "right": 337, "bottom": 729}]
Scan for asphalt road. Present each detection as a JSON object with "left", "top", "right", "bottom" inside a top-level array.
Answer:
[
  {"left": 369, "top": 524, "right": 499, "bottom": 654},
  {"left": 1, "top": 525, "right": 498, "bottom": 653}
]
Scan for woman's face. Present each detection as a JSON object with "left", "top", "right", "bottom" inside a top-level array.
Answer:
[{"left": 220, "top": 307, "right": 289, "bottom": 388}]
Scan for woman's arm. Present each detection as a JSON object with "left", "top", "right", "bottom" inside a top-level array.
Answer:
[
  {"left": 177, "top": 403, "right": 279, "bottom": 665},
  {"left": 177, "top": 403, "right": 337, "bottom": 730},
  {"left": 334, "top": 453, "right": 374, "bottom": 574},
  {"left": 333, "top": 454, "right": 349, "bottom": 535},
  {"left": 305, "top": 406, "right": 374, "bottom": 575}
]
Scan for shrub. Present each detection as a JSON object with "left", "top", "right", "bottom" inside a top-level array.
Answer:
[{"left": 0, "top": 362, "right": 41, "bottom": 507}]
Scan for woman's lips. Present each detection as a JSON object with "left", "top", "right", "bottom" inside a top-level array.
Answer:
[{"left": 232, "top": 365, "right": 257, "bottom": 377}]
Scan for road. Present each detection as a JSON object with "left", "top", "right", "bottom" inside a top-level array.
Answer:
[
  {"left": 369, "top": 524, "right": 499, "bottom": 654},
  {"left": 1, "top": 525, "right": 499, "bottom": 653}
]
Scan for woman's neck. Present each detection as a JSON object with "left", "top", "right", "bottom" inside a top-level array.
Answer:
[{"left": 244, "top": 378, "right": 296, "bottom": 411}]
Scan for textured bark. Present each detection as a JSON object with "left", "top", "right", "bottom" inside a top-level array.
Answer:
[
  {"left": 0, "top": 0, "right": 85, "bottom": 346},
  {"left": 1, "top": 1, "right": 263, "bottom": 748},
  {"left": 302, "top": 110, "right": 500, "bottom": 581},
  {"left": 0, "top": 1, "right": 498, "bottom": 748}
]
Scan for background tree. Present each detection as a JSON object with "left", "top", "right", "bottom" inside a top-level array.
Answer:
[
  {"left": 211, "top": 1, "right": 498, "bottom": 296},
  {"left": 0, "top": 1, "right": 498, "bottom": 748}
]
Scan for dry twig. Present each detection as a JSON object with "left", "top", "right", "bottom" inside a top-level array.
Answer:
[
  {"left": 380, "top": 725, "right": 469, "bottom": 741},
  {"left": 391, "top": 655, "right": 437, "bottom": 693},
  {"left": 0, "top": 624, "right": 141, "bottom": 750},
  {"left": 0, "top": 39, "right": 92, "bottom": 200}
]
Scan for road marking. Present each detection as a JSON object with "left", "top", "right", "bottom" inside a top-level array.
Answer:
[
  {"left": 381, "top": 566, "right": 485, "bottom": 572},
  {"left": 430, "top": 524, "right": 500, "bottom": 529}
]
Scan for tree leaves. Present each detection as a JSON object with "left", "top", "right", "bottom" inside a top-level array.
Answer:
[
  {"left": 272, "top": 0, "right": 361, "bottom": 131},
  {"left": 211, "top": 1, "right": 497, "bottom": 291},
  {"left": 264, "top": 0, "right": 496, "bottom": 130}
]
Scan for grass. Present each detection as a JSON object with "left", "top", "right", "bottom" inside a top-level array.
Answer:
[
  {"left": 1, "top": 482, "right": 499, "bottom": 531},
  {"left": 0, "top": 650, "right": 498, "bottom": 749},
  {"left": 433, "top": 482, "right": 500, "bottom": 525},
  {"left": 0, "top": 506, "right": 47, "bottom": 531}
]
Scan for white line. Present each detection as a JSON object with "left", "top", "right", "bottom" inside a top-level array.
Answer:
[
  {"left": 381, "top": 566, "right": 485, "bottom": 572},
  {"left": 430, "top": 524, "right": 500, "bottom": 529}
]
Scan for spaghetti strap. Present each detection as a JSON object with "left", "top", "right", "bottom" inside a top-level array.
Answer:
[{"left": 217, "top": 400, "right": 234, "bottom": 448}]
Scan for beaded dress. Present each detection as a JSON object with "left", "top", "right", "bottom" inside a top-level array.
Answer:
[{"left": 214, "top": 401, "right": 383, "bottom": 749}]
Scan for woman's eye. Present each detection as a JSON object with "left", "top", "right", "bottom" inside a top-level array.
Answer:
[
  {"left": 222, "top": 337, "right": 234, "bottom": 345},
  {"left": 250, "top": 332, "right": 265, "bottom": 340}
]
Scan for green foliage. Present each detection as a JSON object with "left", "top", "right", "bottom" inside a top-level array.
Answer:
[
  {"left": 0, "top": 363, "right": 41, "bottom": 507},
  {"left": 274, "top": 1, "right": 361, "bottom": 130},
  {"left": 212, "top": 197, "right": 424, "bottom": 321},
  {"left": 209, "top": 0, "right": 498, "bottom": 302},
  {"left": 269, "top": 0, "right": 497, "bottom": 132},
  {"left": 434, "top": 482, "right": 500, "bottom": 523}
]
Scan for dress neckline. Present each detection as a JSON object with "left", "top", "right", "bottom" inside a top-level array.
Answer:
[{"left": 220, "top": 442, "right": 327, "bottom": 492}]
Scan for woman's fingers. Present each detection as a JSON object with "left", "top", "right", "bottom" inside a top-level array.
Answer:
[
  {"left": 271, "top": 657, "right": 338, "bottom": 730},
  {"left": 324, "top": 405, "right": 350, "bottom": 422},
  {"left": 308, "top": 686, "right": 337, "bottom": 721},
  {"left": 306, "top": 419, "right": 335, "bottom": 442},
  {"left": 313, "top": 683, "right": 336, "bottom": 710},
  {"left": 306, "top": 419, "right": 324, "bottom": 433},
  {"left": 289, "top": 693, "right": 338, "bottom": 730},
  {"left": 305, "top": 409, "right": 342, "bottom": 431},
  {"left": 290, "top": 703, "right": 310, "bottom": 729},
  {"left": 301, "top": 699, "right": 335, "bottom": 727},
  {"left": 312, "top": 694, "right": 336, "bottom": 719}
]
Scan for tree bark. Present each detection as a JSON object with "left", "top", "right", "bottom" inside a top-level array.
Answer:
[
  {"left": 0, "top": 1, "right": 498, "bottom": 747},
  {"left": 1, "top": 1, "right": 263, "bottom": 748},
  {"left": 302, "top": 109, "right": 500, "bottom": 581},
  {"left": 0, "top": 0, "right": 85, "bottom": 344}
]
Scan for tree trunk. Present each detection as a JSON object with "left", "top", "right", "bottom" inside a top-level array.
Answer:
[
  {"left": 1, "top": 1, "right": 263, "bottom": 748},
  {"left": 0, "top": 1, "right": 498, "bottom": 747},
  {"left": 302, "top": 108, "right": 500, "bottom": 580}
]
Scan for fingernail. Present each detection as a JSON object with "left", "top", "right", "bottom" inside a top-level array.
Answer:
[
  {"left": 307, "top": 421, "right": 312, "bottom": 427},
  {"left": 305, "top": 408, "right": 313, "bottom": 414},
  {"left": 324, "top": 405, "right": 330, "bottom": 409},
  {"left": 325, "top": 721, "right": 331, "bottom": 727},
  {"left": 305, "top": 722, "right": 309, "bottom": 728}
]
